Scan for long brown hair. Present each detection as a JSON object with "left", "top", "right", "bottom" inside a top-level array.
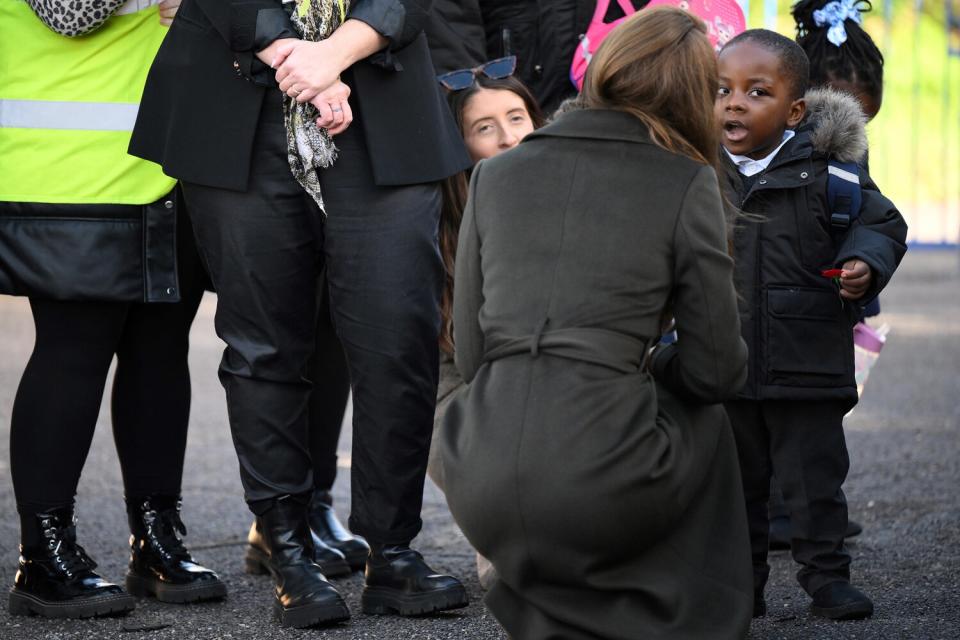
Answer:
[
  {"left": 581, "top": 6, "right": 719, "bottom": 169},
  {"left": 438, "top": 76, "right": 545, "bottom": 355}
]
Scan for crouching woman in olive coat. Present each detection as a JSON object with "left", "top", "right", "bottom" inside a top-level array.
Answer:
[{"left": 440, "top": 8, "right": 754, "bottom": 640}]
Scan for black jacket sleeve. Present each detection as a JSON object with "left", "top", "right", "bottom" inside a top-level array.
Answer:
[
  {"left": 350, "top": 0, "right": 433, "bottom": 69},
  {"left": 188, "top": 0, "right": 295, "bottom": 84},
  {"left": 834, "top": 172, "right": 908, "bottom": 301}
]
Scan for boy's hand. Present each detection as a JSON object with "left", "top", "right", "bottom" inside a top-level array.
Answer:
[{"left": 839, "top": 259, "right": 872, "bottom": 300}]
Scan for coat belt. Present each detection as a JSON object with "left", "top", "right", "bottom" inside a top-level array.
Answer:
[{"left": 483, "top": 326, "right": 653, "bottom": 374}]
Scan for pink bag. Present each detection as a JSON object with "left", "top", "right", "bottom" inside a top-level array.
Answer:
[
  {"left": 569, "top": 0, "right": 747, "bottom": 91},
  {"left": 853, "top": 321, "right": 889, "bottom": 397},
  {"left": 570, "top": 0, "right": 639, "bottom": 91},
  {"left": 645, "top": 0, "right": 746, "bottom": 51}
]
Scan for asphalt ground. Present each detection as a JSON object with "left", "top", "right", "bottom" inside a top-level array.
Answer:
[{"left": 0, "top": 248, "right": 957, "bottom": 640}]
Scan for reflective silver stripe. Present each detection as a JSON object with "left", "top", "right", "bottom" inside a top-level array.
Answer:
[
  {"left": 828, "top": 164, "right": 860, "bottom": 185},
  {"left": 115, "top": 0, "right": 163, "bottom": 16},
  {"left": 0, "top": 99, "right": 139, "bottom": 131}
]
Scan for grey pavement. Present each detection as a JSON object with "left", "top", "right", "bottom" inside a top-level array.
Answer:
[{"left": 0, "top": 249, "right": 957, "bottom": 640}]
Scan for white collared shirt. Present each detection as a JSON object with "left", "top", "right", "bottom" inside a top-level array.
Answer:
[{"left": 724, "top": 130, "right": 796, "bottom": 177}]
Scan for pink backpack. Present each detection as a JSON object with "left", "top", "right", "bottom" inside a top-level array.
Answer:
[
  {"left": 570, "top": 0, "right": 639, "bottom": 91},
  {"left": 569, "top": 0, "right": 747, "bottom": 91},
  {"left": 645, "top": 0, "right": 746, "bottom": 51}
]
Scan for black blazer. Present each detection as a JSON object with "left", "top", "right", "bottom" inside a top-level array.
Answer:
[{"left": 129, "top": 0, "right": 471, "bottom": 190}]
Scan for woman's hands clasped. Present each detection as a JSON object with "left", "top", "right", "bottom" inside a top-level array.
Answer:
[{"left": 270, "top": 40, "right": 353, "bottom": 135}]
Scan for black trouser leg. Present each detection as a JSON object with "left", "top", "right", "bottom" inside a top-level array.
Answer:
[
  {"left": 764, "top": 400, "right": 851, "bottom": 595},
  {"left": 318, "top": 117, "right": 443, "bottom": 546},
  {"left": 308, "top": 275, "right": 351, "bottom": 494},
  {"left": 725, "top": 400, "right": 774, "bottom": 595},
  {"left": 11, "top": 299, "right": 129, "bottom": 529},
  {"left": 768, "top": 478, "right": 789, "bottom": 520},
  {"left": 180, "top": 95, "right": 322, "bottom": 507}
]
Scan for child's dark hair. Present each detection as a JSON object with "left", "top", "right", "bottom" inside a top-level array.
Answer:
[
  {"left": 723, "top": 29, "right": 811, "bottom": 100},
  {"left": 792, "top": 0, "right": 884, "bottom": 106}
]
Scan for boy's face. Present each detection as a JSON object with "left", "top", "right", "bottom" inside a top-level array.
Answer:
[{"left": 715, "top": 41, "right": 806, "bottom": 160}]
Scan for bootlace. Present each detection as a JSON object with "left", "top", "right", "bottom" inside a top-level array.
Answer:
[
  {"left": 142, "top": 502, "right": 191, "bottom": 561},
  {"left": 40, "top": 519, "right": 96, "bottom": 579}
]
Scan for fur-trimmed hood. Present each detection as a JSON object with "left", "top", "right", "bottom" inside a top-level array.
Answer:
[{"left": 801, "top": 87, "right": 868, "bottom": 163}]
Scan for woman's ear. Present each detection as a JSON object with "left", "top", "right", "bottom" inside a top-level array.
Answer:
[{"left": 787, "top": 98, "right": 806, "bottom": 128}]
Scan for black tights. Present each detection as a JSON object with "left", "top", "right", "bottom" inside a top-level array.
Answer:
[{"left": 11, "top": 261, "right": 203, "bottom": 544}]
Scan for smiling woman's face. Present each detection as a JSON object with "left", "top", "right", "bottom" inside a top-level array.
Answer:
[{"left": 461, "top": 88, "right": 536, "bottom": 162}]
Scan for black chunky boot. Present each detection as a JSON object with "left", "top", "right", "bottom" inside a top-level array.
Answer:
[
  {"left": 810, "top": 581, "right": 874, "bottom": 620},
  {"left": 361, "top": 544, "right": 468, "bottom": 616},
  {"left": 308, "top": 491, "right": 369, "bottom": 572},
  {"left": 124, "top": 496, "right": 227, "bottom": 603},
  {"left": 246, "top": 518, "right": 351, "bottom": 578},
  {"left": 251, "top": 495, "right": 350, "bottom": 628},
  {"left": 8, "top": 507, "right": 135, "bottom": 618}
]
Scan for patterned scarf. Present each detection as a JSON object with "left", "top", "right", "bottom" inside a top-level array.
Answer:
[{"left": 286, "top": 0, "right": 350, "bottom": 212}]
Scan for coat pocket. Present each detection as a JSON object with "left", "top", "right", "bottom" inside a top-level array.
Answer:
[{"left": 765, "top": 286, "right": 849, "bottom": 377}]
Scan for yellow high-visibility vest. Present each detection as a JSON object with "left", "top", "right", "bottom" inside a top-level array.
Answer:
[{"left": 0, "top": 0, "right": 175, "bottom": 205}]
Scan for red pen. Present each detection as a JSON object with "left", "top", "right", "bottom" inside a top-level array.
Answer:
[{"left": 821, "top": 268, "right": 843, "bottom": 279}]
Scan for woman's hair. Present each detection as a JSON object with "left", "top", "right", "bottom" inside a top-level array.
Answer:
[
  {"left": 792, "top": 0, "right": 884, "bottom": 106},
  {"left": 438, "top": 75, "right": 545, "bottom": 355},
  {"left": 581, "top": 6, "right": 719, "bottom": 168}
]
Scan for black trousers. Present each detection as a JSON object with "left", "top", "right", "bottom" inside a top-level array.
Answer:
[
  {"left": 308, "top": 277, "right": 350, "bottom": 494},
  {"left": 725, "top": 399, "right": 852, "bottom": 596},
  {"left": 182, "top": 93, "right": 443, "bottom": 544},
  {"left": 11, "top": 207, "right": 204, "bottom": 545}
]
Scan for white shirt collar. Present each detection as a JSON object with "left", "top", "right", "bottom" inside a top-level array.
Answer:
[{"left": 724, "top": 130, "right": 796, "bottom": 177}]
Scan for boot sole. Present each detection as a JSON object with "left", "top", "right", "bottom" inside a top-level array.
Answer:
[
  {"left": 810, "top": 601, "right": 874, "bottom": 621},
  {"left": 361, "top": 584, "right": 469, "bottom": 616},
  {"left": 244, "top": 545, "right": 350, "bottom": 579},
  {"left": 8, "top": 588, "right": 135, "bottom": 619},
  {"left": 125, "top": 572, "right": 227, "bottom": 604},
  {"left": 274, "top": 597, "right": 350, "bottom": 628}
]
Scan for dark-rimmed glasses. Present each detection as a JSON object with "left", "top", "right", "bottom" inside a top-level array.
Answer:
[{"left": 437, "top": 56, "right": 518, "bottom": 91}]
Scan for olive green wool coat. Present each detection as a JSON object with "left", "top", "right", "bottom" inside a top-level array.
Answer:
[{"left": 440, "top": 108, "right": 754, "bottom": 640}]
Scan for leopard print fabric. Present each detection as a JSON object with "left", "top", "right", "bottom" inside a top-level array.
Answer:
[{"left": 27, "top": 0, "right": 130, "bottom": 37}]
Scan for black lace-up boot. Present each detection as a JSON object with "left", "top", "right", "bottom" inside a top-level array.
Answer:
[
  {"left": 308, "top": 491, "right": 369, "bottom": 572},
  {"left": 362, "top": 544, "right": 468, "bottom": 616},
  {"left": 251, "top": 494, "right": 350, "bottom": 628},
  {"left": 124, "top": 496, "right": 227, "bottom": 603},
  {"left": 8, "top": 507, "right": 135, "bottom": 618}
]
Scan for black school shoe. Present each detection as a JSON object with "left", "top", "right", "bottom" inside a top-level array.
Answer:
[
  {"left": 361, "top": 545, "right": 468, "bottom": 616},
  {"left": 8, "top": 508, "right": 135, "bottom": 618},
  {"left": 810, "top": 582, "right": 874, "bottom": 620},
  {"left": 769, "top": 517, "right": 865, "bottom": 551},
  {"left": 125, "top": 496, "right": 227, "bottom": 603},
  {"left": 308, "top": 491, "right": 370, "bottom": 572}
]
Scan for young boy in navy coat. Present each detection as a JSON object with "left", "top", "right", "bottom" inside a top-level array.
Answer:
[{"left": 715, "top": 29, "right": 907, "bottom": 621}]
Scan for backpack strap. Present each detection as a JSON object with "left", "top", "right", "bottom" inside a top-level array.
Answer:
[{"left": 827, "top": 160, "right": 862, "bottom": 235}]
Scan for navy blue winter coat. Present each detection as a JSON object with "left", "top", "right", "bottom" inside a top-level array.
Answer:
[{"left": 720, "top": 88, "right": 908, "bottom": 406}]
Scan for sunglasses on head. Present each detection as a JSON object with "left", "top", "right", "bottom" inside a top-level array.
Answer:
[{"left": 437, "top": 56, "right": 518, "bottom": 91}]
